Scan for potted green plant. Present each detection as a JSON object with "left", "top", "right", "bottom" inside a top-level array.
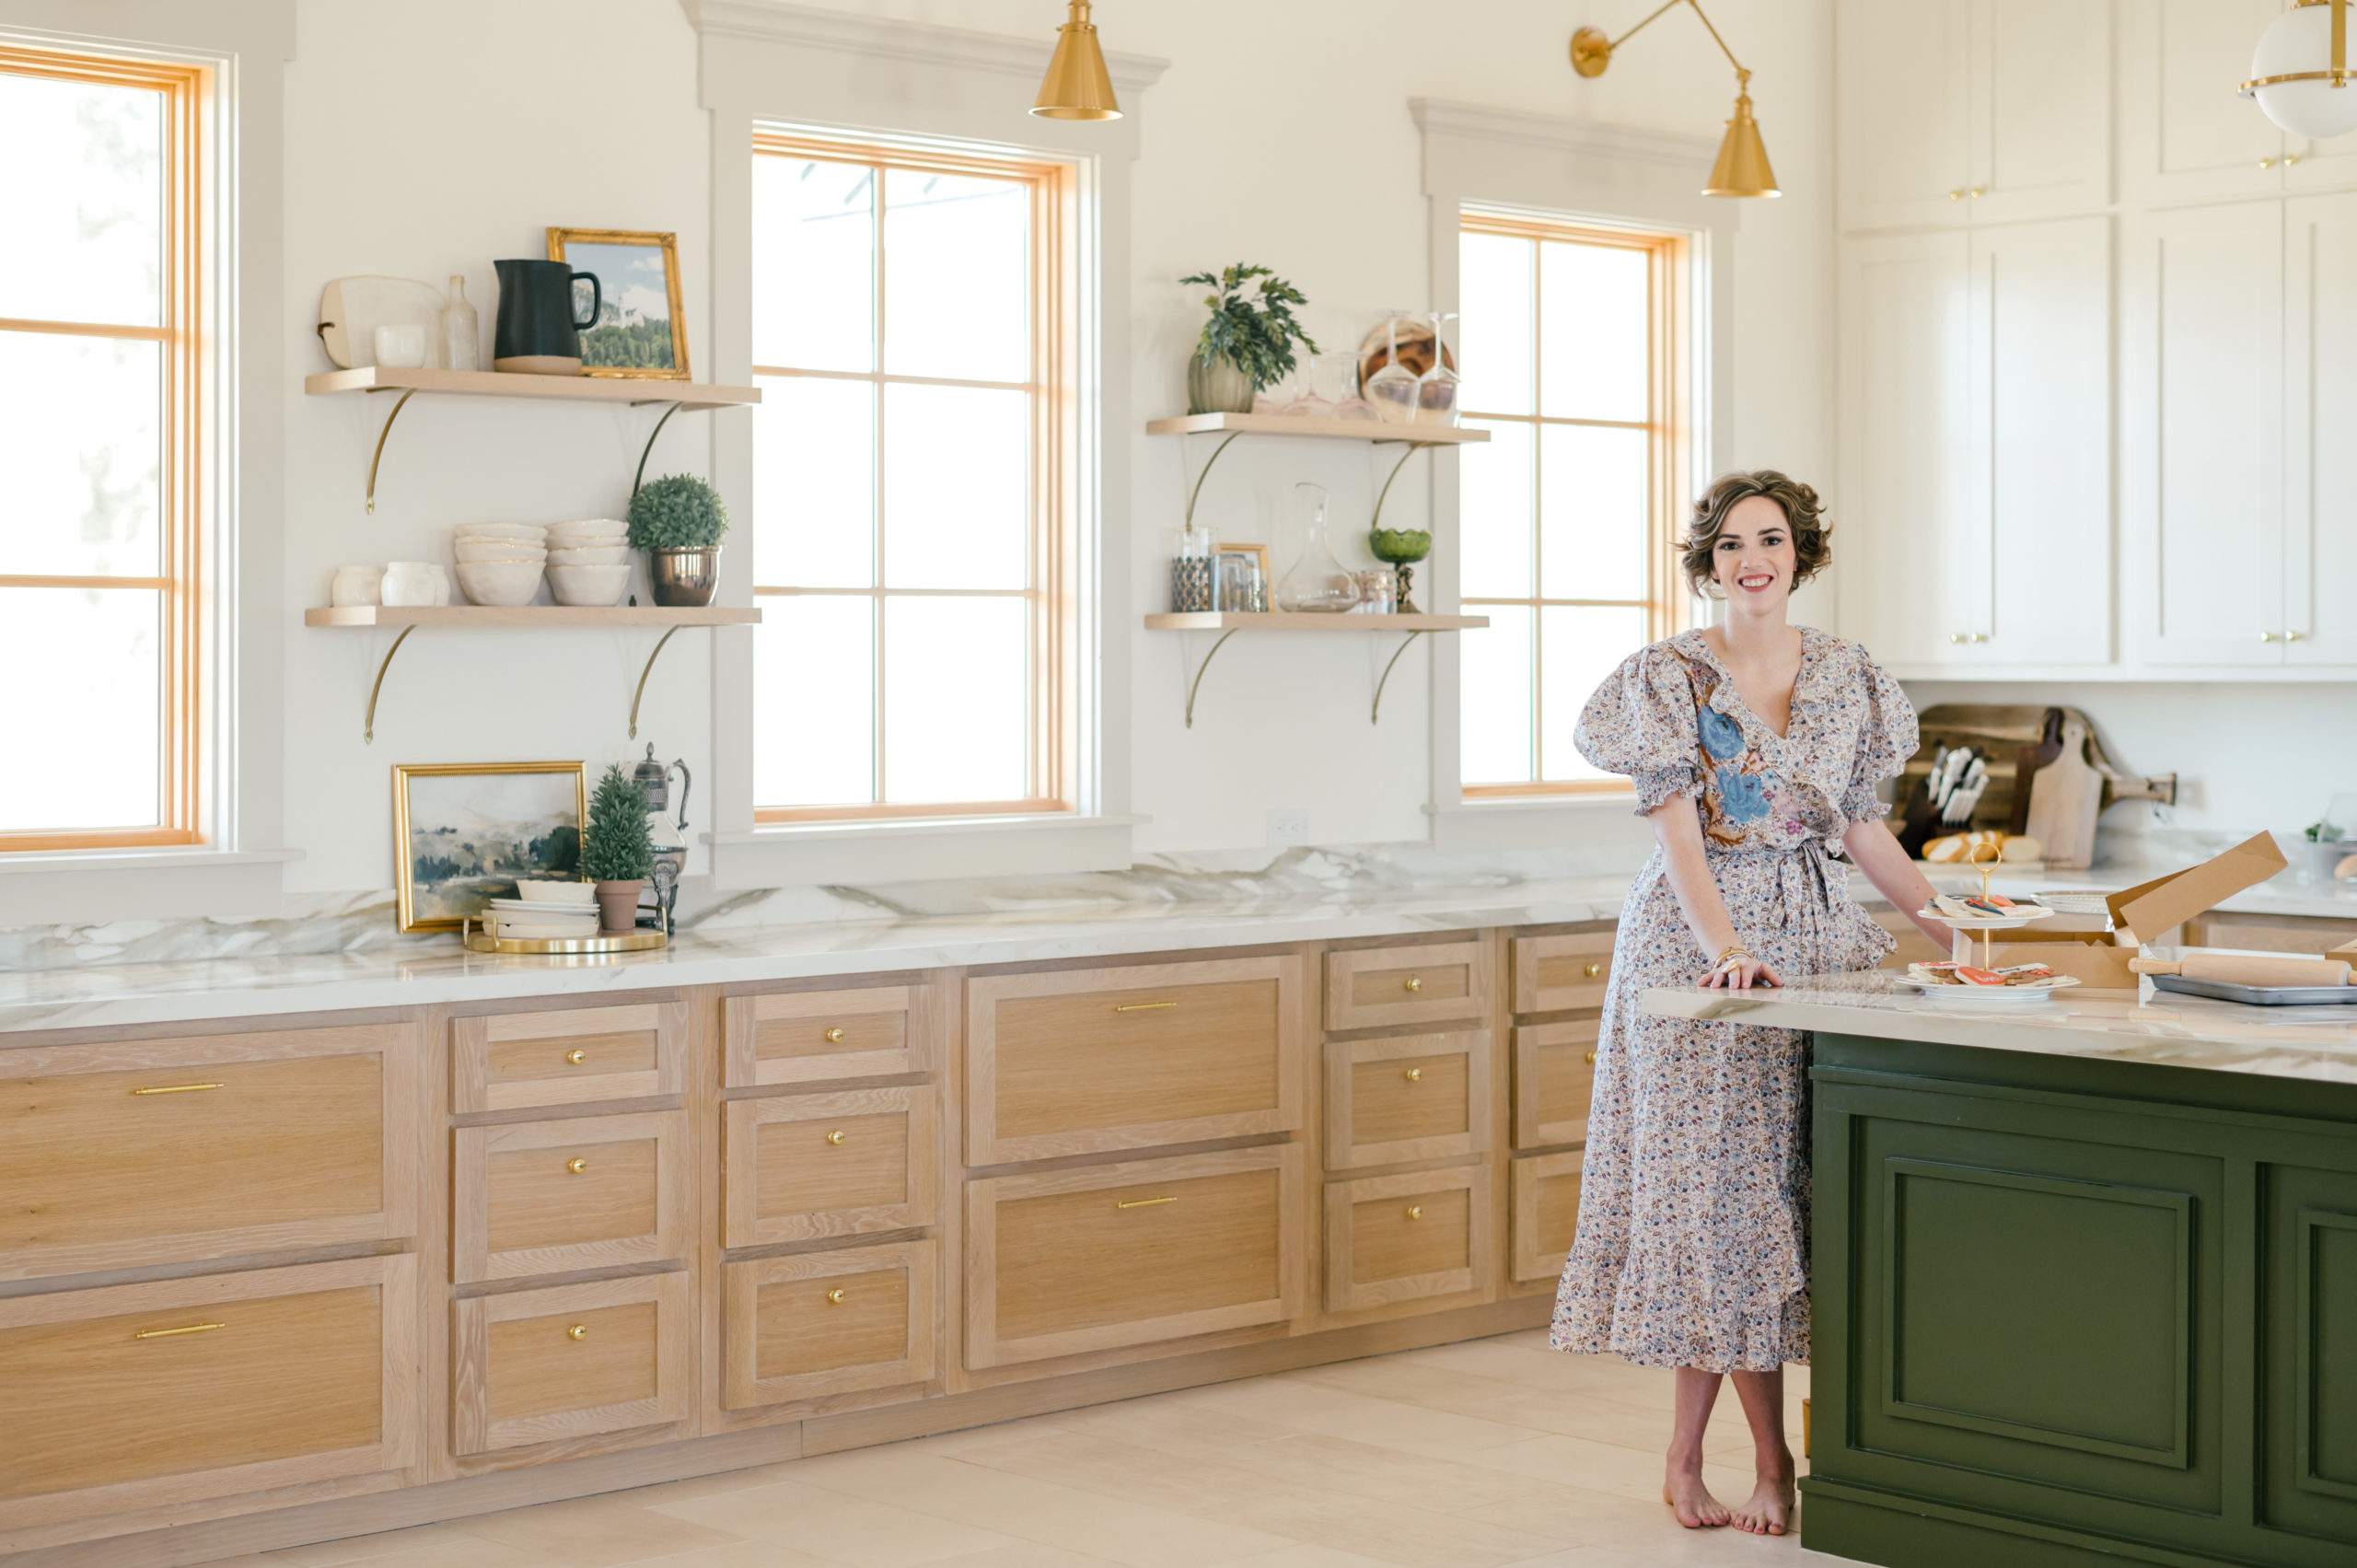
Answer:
[
  {"left": 627, "top": 473, "right": 729, "bottom": 606},
  {"left": 579, "top": 762, "right": 656, "bottom": 930},
  {"left": 1180, "top": 263, "right": 1318, "bottom": 414}
]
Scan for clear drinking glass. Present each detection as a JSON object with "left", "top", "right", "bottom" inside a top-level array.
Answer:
[
  {"left": 1417, "top": 312, "right": 1461, "bottom": 426},
  {"left": 1363, "top": 315, "right": 1421, "bottom": 424}
]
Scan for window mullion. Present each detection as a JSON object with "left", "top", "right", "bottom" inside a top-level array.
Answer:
[{"left": 871, "top": 164, "right": 888, "bottom": 807}]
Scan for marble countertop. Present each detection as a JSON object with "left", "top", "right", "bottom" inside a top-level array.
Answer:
[{"left": 1643, "top": 970, "right": 2357, "bottom": 1085}]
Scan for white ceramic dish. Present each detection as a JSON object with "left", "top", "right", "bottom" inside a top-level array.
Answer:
[
  {"left": 547, "top": 545, "right": 630, "bottom": 565},
  {"left": 453, "top": 523, "right": 548, "bottom": 542},
  {"left": 454, "top": 540, "right": 548, "bottom": 563},
  {"left": 1899, "top": 976, "right": 2082, "bottom": 1009},
  {"left": 511, "top": 879, "right": 595, "bottom": 905},
  {"left": 455, "top": 560, "right": 543, "bottom": 607},
  {"left": 546, "top": 563, "right": 632, "bottom": 607},
  {"left": 330, "top": 564, "right": 385, "bottom": 607},
  {"left": 1917, "top": 903, "right": 2055, "bottom": 931},
  {"left": 484, "top": 912, "right": 600, "bottom": 940},
  {"left": 546, "top": 517, "right": 626, "bottom": 538}
]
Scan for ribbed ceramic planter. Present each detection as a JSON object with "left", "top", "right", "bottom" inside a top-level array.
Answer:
[{"left": 1186, "top": 354, "right": 1256, "bottom": 415}]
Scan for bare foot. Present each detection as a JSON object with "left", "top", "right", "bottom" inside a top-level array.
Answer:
[
  {"left": 1661, "top": 1469, "right": 1731, "bottom": 1529},
  {"left": 1729, "top": 1468, "right": 1796, "bottom": 1536}
]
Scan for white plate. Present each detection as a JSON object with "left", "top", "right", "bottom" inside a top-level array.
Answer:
[
  {"left": 1893, "top": 975, "right": 2082, "bottom": 1007},
  {"left": 2030, "top": 889, "right": 2116, "bottom": 917},
  {"left": 1919, "top": 903, "right": 2056, "bottom": 931}
]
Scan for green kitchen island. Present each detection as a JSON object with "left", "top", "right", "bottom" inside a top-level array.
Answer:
[{"left": 1648, "top": 974, "right": 2357, "bottom": 1568}]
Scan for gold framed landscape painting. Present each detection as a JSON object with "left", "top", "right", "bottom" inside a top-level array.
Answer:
[
  {"left": 393, "top": 761, "right": 586, "bottom": 932},
  {"left": 547, "top": 226, "right": 689, "bottom": 379}
]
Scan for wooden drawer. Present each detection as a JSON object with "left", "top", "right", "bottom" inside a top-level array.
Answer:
[
  {"left": 453, "top": 1002, "right": 685, "bottom": 1113},
  {"left": 1325, "top": 941, "right": 1491, "bottom": 1032},
  {"left": 452, "top": 1272, "right": 691, "bottom": 1456},
  {"left": 1513, "top": 1019, "right": 1598, "bottom": 1150},
  {"left": 724, "top": 984, "right": 933, "bottom": 1087},
  {"left": 454, "top": 1109, "right": 690, "bottom": 1283},
  {"left": 1509, "top": 1151, "right": 1585, "bottom": 1284},
  {"left": 724, "top": 1086, "right": 939, "bottom": 1248},
  {"left": 1511, "top": 930, "right": 1614, "bottom": 1014},
  {"left": 1323, "top": 1166, "right": 1491, "bottom": 1313},
  {"left": 967, "top": 957, "right": 1304, "bottom": 1164},
  {"left": 0, "top": 1025, "right": 418, "bottom": 1283},
  {"left": 722, "top": 1241, "right": 937, "bottom": 1410},
  {"left": 0, "top": 1255, "right": 416, "bottom": 1531},
  {"left": 1323, "top": 1029, "right": 1491, "bottom": 1170},
  {"left": 966, "top": 1144, "right": 1306, "bottom": 1369}
]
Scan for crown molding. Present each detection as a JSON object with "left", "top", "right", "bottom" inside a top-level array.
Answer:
[
  {"left": 1409, "top": 97, "right": 1717, "bottom": 168},
  {"left": 682, "top": 0, "right": 1168, "bottom": 93}
]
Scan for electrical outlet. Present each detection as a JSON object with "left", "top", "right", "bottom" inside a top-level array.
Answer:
[{"left": 1266, "top": 807, "right": 1308, "bottom": 846}]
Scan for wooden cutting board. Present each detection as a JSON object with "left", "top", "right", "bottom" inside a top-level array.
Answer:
[{"left": 2024, "top": 717, "right": 2103, "bottom": 868}]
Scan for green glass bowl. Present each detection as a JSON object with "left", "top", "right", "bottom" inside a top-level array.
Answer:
[{"left": 1367, "top": 528, "right": 1432, "bottom": 564}]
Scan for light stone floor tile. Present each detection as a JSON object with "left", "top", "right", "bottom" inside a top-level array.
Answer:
[
  {"left": 1041, "top": 1390, "right": 1308, "bottom": 1458},
  {"left": 619, "top": 1543, "right": 847, "bottom": 1568},
  {"left": 1229, "top": 1433, "right": 1561, "bottom": 1513},
  {"left": 646, "top": 1477, "right": 1025, "bottom": 1566},
  {"left": 947, "top": 1426, "right": 1294, "bottom": 1512},
  {"left": 1217, "top": 1487, "right": 1565, "bottom": 1568},
  {"left": 602, "top": 1462, "right": 807, "bottom": 1511},
  {"left": 449, "top": 1497, "right": 744, "bottom": 1566},
  {"left": 1224, "top": 1548, "right": 1423, "bottom": 1568},
  {"left": 268, "top": 1528, "right": 563, "bottom": 1568},
  {"left": 1166, "top": 1372, "right": 1549, "bottom": 1458},
  {"left": 1459, "top": 1431, "right": 1764, "bottom": 1508},
  {"left": 923, "top": 1548, "right": 1111, "bottom": 1568}
]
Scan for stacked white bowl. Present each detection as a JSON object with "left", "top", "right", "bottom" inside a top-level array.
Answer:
[
  {"left": 451, "top": 523, "right": 547, "bottom": 606},
  {"left": 544, "top": 518, "right": 632, "bottom": 607},
  {"left": 483, "top": 877, "right": 599, "bottom": 939}
]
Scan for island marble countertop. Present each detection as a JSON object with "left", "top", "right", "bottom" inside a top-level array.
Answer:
[{"left": 1644, "top": 970, "right": 2357, "bottom": 1085}]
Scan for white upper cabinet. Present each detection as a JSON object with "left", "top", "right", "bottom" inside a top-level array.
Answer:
[
  {"left": 2283, "top": 192, "right": 2357, "bottom": 665},
  {"left": 2123, "top": 0, "right": 2287, "bottom": 205},
  {"left": 2121, "top": 200, "right": 2284, "bottom": 666},
  {"left": 1839, "top": 0, "right": 2109, "bottom": 231}
]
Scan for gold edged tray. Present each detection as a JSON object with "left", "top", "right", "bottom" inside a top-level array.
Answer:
[{"left": 461, "top": 919, "right": 668, "bottom": 956}]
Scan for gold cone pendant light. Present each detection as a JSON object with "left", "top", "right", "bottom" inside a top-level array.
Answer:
[
  {"left": 1032, "top": 0, "right": 1120, "bottom": 121},
  {"left": 1570, "top": 1, "right": 1779, "bottom": 197}
]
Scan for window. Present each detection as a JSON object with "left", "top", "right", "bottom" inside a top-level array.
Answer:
[
  {"left": 749, "top": 134, "right": 1073, "bottom": 821},
  {"left": 0, "top": 47, "right": 203, "bottom": 850},
  {"left": 1456, "top": 211, "right": 1689, "bottom": 796}
]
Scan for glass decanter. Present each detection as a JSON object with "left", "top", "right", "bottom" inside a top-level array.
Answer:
[
  {"left": 1363, "top": 313, "right": 1421, "bottom": 424},
  {"left": 1416, "top": 311, "right": 1461, "bottom": 426},
  {"left": 1275, "top": 483, "right": 1360, "bottom": 612}
]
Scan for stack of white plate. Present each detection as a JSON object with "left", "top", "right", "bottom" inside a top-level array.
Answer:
[
  {"left": 544, "top": 518, "right": 631, "bottom": 607},
  {"left": 482, "top": 895, "right": 600, "bottom": 939},
  {"left": 452, "top": 523, "right": 547, "bottom": 606}
]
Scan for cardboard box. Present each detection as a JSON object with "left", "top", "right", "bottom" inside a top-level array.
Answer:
[{"left": 1975, "top": 830, "right": 2289, "bottom": 989}]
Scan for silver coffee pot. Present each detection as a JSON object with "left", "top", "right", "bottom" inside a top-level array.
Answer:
[{"left": 633, "top": 744, "right": 691, "bottom": 934}]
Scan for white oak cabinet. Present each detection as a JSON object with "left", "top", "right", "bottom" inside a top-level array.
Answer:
[
  {"left": 1838, "top": 0, "right": 2109, "bottom": 232},
  {"left": 1840, "top": 217, "right": 2112, "bottom": 672}
]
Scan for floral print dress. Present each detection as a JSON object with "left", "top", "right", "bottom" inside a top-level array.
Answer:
[{"left": 1549, "top": 626, "right": 1917, "bottom": 1372}]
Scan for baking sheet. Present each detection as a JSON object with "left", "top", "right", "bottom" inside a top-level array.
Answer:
[{"left": 2150, "top": 973, "right": 2357, "bottom": 1007}]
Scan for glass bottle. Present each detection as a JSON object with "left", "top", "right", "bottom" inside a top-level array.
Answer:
[
  {"left": 1363, "top": 314, "right": 1421, "bottom": 424},
  {"left": 442, "top": 275, "right": 480, "bottom": 372},
  {"left": 1275, "top": 483, "right": 1359, "bottom": 612},
  {"left": 1416, "top": 311, "right": 1460, "bottom": 426},
  {"left": 1170, "top": 523, "right": 1215, "bottom": 611}
]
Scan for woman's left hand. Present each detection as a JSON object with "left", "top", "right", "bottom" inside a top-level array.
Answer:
[{"left": 1701, "top": 953, "right": 1783, "bottom": 990}]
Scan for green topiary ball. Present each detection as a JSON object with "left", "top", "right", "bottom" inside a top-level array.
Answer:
[{"left": 627, "top": 473, "right": 730, "bottom": 551}]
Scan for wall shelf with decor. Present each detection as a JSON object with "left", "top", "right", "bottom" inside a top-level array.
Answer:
[
  {"left": 1146, "top": 413, "right": 1488, "bottom": 534},
  {"left": 304, "top": 605, "right": 762, "bottom": 743},
  {"left": 304, "top": 366, "right": 763, "bottom": 513},
  {"left": 1143, "top": 611, "right": 1489, "bottom": 727}
]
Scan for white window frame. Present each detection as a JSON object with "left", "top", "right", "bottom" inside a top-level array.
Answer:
[
  {"left": 1412, "top": 98, "right": 1734, "bottom": 854},
  {"left": 689, "top": 0, "right": 1164, "bottom": 888}
]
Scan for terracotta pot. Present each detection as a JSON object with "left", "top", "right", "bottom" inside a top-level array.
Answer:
[
  {"left": 594, "top": 878, "right": 644, "bottom": 932},
  {"left": 1186, "top": 354, "right": 1256, "bottom": 415}
]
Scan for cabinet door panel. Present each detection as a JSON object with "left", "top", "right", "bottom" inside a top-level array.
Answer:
[
  {"left": 2123, "top": 202, "right": 2284, "bottom": 666},
  {"left": 1509, "top": 1151, "right": 1584, "bottom": 1284},
  {"left": 1837, "top": 0, "right": 1969, "bottom": 230},
  {"left": 451, "top": 1272, "right": 691, "bottom": 1455},
  {"left": 1323, "top": 1166, "right": 1490, "bottom": 1313},
  {"left": 2123, "top": 0, "right": 2284, "bottom": 206},
  {"left": 2262, "top": 1166, "right": 2357, "bottom": 1546},
  {"left": 2285, "top": 193, "right": 2357, "bottom": 667},
  {"left": 1970, "top": 0, "right": 2110, "bottom": 225}
]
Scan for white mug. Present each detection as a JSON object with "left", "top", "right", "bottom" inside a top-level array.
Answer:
[
  {"left": 329, "top": 564, "right": 385, "bottom": 607},
  {"left": 380, "top": 562, "right": 439, "bottom": 606},
  {"left": 374, "top": 324, "right": 427, "bottom": 369}
]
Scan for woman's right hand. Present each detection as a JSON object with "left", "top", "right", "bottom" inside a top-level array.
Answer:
[{"left": 1699, "top": 953, "right": 1783, "bottom": 990}]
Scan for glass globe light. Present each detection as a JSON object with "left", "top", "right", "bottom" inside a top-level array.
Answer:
[{"left": 2246, "top": 1, "right": 2357, "bottom": 141}]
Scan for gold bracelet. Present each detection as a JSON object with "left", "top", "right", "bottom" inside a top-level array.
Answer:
[{"left": 1713, "top": 945, "right": 1753, "bottom": 972}]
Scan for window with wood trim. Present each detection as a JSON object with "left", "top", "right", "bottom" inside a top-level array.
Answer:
[
  {"left": 749, "top": 134, "right": 1073, "bottom": 821},
  {"left": 1457, "top": 210, "right": 1690, "bottom": 796},
  {"left": 0, "top": 47, "right": 203, "bottom": 850}
]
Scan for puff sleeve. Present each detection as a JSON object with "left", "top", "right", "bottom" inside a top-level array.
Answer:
[
  {"left": 1838, "top": 653, "right": 1920, "bottom": 830},
  {"left": 1573, "top": 645, "right": 1703, "bottom": 818}
]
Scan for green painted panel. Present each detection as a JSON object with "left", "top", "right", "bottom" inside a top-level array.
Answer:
[
  {"left": 1884, "top": 1158, "right": 2189, "bottom": 1464},
  {"left": 2310, "top": 1212, "right": 2357, "bottom": 1495},
  {"left": 2263, "top": 1167, "right": 2357, "bottom": 1546}
]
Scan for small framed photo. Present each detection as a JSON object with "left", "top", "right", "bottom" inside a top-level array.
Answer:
[
  {"left": 392, "top": 761, "right": 586, "bottom": 932},
  {"left": 547, "top": 227, "right": 689, "bottom": 380},
  {"left": 1215, "top": 543, "right": 1270, "bottom": 612}
]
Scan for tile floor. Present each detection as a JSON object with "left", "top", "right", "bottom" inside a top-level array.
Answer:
[{"left": 202, "top": 1329, "right": 1848, "bottom": 1568}]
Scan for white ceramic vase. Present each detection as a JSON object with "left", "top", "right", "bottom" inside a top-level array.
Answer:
[
  {"left": 381, "top": 562, "right": 440, "bottom": 607},
  {"left": 329, "top": 564, "right": 385, "bottom": 607}
]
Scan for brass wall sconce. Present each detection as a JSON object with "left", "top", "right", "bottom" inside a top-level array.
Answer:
[
  {"left": 1031, "top": 0, "right": 1120, "bottom": 121},
  {"left": 1571, "top": 0, "right": 1779, "bottom": 197}
]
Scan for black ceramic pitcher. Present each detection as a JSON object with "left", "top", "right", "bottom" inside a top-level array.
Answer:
[{"left": 492, "top": 259, "right": 601, "bottom": 373}]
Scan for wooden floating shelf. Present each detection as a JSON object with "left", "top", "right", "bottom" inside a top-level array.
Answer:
[
  {"left": 306, "top": 366, "right": 761, "bottom": 412},
  {"left": 306, "top": 606, "right": 761, "bottom": 629},
  {"left": 1144, "top": 612, "right": 1489, "bottom": 632},
  {"left": 1145, "top": 412, "right": 1489, "bottom": 444}
]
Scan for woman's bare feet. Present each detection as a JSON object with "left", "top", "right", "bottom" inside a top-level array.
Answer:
[
  {"left": 1662, "top": 1467, "right": 1731, "bottom": 1528},
  {"left": 1728, "top": 1460, "right": 1797, "bottom": 1535}
]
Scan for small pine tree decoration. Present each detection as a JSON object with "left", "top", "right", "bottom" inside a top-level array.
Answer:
[{"left": 578, "top": 763, "right": 656, "bottom": 883}]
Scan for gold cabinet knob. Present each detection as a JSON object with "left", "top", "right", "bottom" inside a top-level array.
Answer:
[
  {"left": 1403, "top": 976, "right": 1422, "bottom": 993},
  {"left": 566, "top": 1158, "right": 587, "bottom": 1174},
  {"left": 1585, "top": 1050, "right": 1598, "bottom": 1064},
  {"left": 2261, "top": 157, "right": 2276, "bottom": 168},
  {"left": 1585, "top": 962, "right": 1602, "bottom": 978},
  {"left": 565, "top": 1049, "right": 586, "bottom": 1065},
  {"left": 826, "top": 1289, "right": 846, "bottom": 1305},
  {"left": 566, "top": 1324, "right": 587, "bottom": 1341},
  {"left": 1968, "top": 185, "right": 1986, "bottom": 197},
  {"left": 825, "top": 1027, "right": 845, "bottom": 1042},
  {"left": 2287, "top": 630, "right": 2304, "bottom": 642},
  {"left": 1406, "top": 1205, "right": 1423, "bottom": 1220},
  {"left": 825, "top": 1129, "right": 846, "bottom": 1145},
  {"left": 2286, "top": 153, "right": 2303, "bottom": 166},
  {"left": 1950, "top": 632, "right": 1966, "bottom": 644},
  {"left": 1948, "top": 188, "right": 1964, "bottom": 201},
  {"left": 2261, "top": 630, "right": 2278, "bottom": 642},
  {"left": 1403, "top": 1067, "right": 1422, "bottom": 1082}
]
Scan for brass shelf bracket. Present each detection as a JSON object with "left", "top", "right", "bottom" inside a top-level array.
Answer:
[
  {"left": 629, "top": 625, "right": 683, "bottom": 739},
  {"left": 1371, "top": 630, "right": 1423, "bottom": 724},
  {"left": 1181, "top": 429, "right": 1245, "bottom": 528},
  {"left": 364, "top": 387, "right": 418, "bottom": 516},
  {"left": 363, "top": 624, "right": 416, "bottom": 744},
  {"left": 1180, "top": 627, "right": 1239, "bottom": 728},
  {"left": 1369, "top": 442, "right": 1434, "bottom": 532},
  {"left": 632, "top": 401, "right": 685, "bottom": 497}
]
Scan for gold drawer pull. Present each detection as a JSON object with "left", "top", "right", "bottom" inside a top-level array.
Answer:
[
  {"left": 565, "top": 1049, "right": 587, "bottom": 1065},
  {"left": 1403, "top": 1067, "right": 1423, "bottom": 1082},
  {"left": 566, "top": 1324, "right": 587, "bottom": 1341},
  {"left": 1585, "top": 963, "right": 1602, "bottom": 978},
  {"left": 1115, "top": 1195, "right": 1177, "bottom": 1210},
  {"left": 1402, "top": 976, "right": 1422, "bottom": 992},
  {"left": 1585, "top": 1051, "right": 1598, "bottom": 1065},
  {"left": 824, "top": 1027, "right": 845, "bottom": 1042},
  {"left": 566, "top": 1158, "right": 588, "bottom": 1174},
  {"left": 824, "top": 1130, "right": 846, "bottom": 1145},
  {"left": 131, "top": 1082, "right": 223, "bottom": 1096},
  {"left": 134, "top": 1321, "right": 224, "bottom": 1340},
  {"left": 1113, "top": 1001, "right": 1177, "bottom": 1013},
  {"left": 1406, "top": 1205, "right": 1424, "bottom": 1220},
  {"left": 826, "top": 1288, "right": 847, "bottom": 1305}
]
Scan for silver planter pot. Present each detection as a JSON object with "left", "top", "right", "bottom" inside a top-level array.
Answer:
[
  {"left": 647, "top": 546, "right": 721, "bottom": 607},
  {"left": 1186, "top": 354, "right": 1256, "bottom": 414}
]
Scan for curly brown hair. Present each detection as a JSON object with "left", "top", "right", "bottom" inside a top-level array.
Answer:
[{"left": 1679, "top": 470, "right": 1831, "bottom": 597}]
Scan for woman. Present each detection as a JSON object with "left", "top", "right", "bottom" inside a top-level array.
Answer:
[{"left": 1549, "top": 470, "right": 1951, "bottom": 1538}]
